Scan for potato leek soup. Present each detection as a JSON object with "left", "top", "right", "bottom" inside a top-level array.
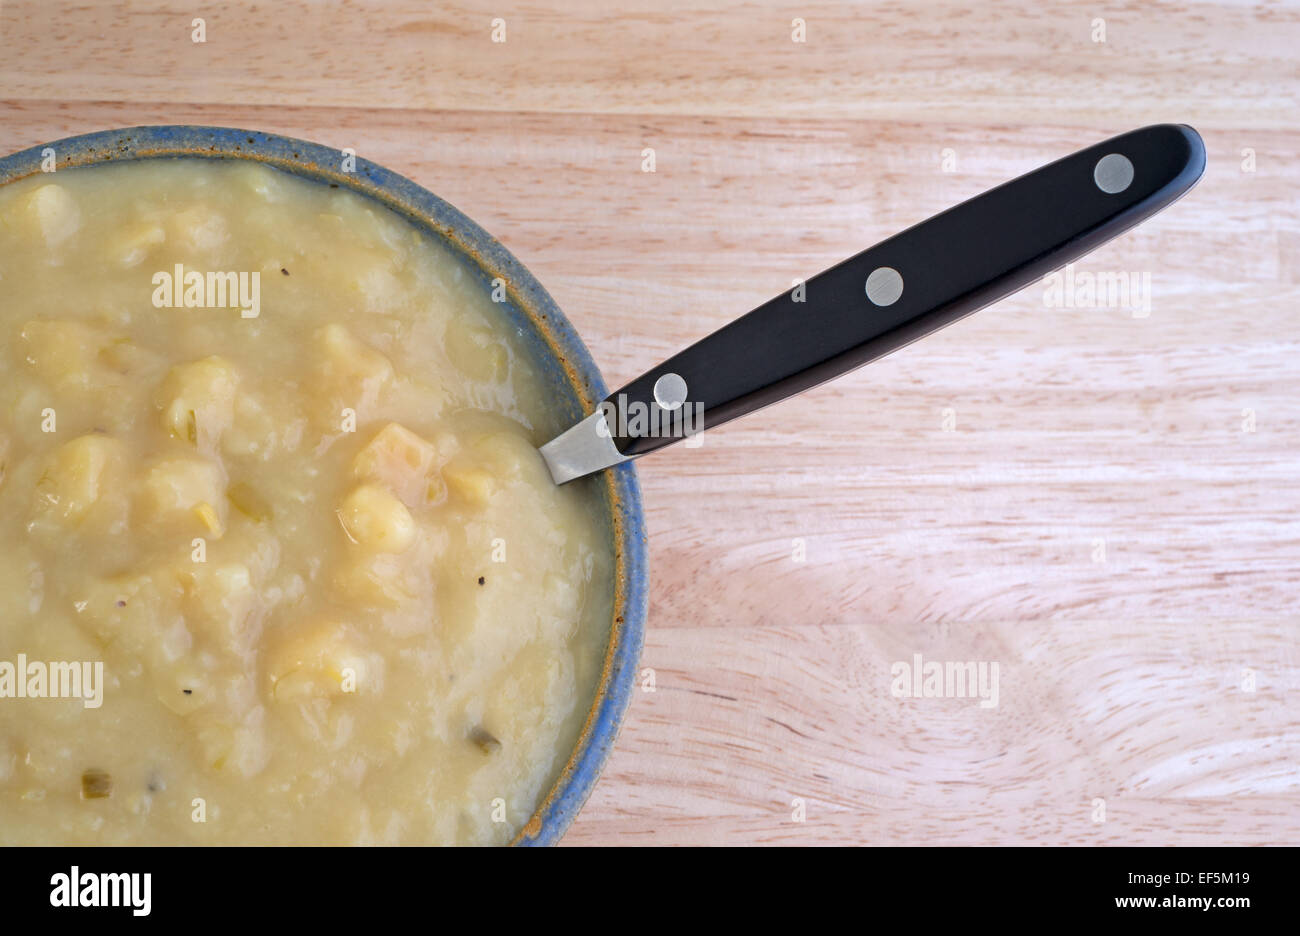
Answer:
[{"left": 0, "top": 159, "right": 613, "bottom": 845}]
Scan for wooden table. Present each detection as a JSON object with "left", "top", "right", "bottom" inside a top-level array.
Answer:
[{"left": 2, "top": 0, "right": 1296, "bottom": 845}]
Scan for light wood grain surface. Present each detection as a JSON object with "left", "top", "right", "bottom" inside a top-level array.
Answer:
[{"left": 2, "top": 1, "right": 1297, "bottom": 845}]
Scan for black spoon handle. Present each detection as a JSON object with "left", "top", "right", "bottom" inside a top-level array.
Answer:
[{"left": 604, "top": 124, "right": 1205, "bottom": 458}]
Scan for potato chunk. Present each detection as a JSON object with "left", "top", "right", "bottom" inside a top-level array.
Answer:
[
  {"left": 226, "top": 482, "right": 272, "bottom": 522},
  {"left": 330, "top": 552, "right": 424, "bottom": 608},
  {"left": 352, "top": 422, "right": 444, "bottom": 507},
  {"left": 470, "top": 432, "right": 533, "bottom": 480},
  {"left": 441, "top": 433, "right": 538, "bottom": 506},
  {"left": 230, "top": 162, "right": 284, "bottom": 202},
  {"left": 179, "top": 562, "right": 256, "bottom": 650},
  {"left": 169, "top": 204, "right": 228, "bottom": 252},
  {"left": 20, "top": 319, "right": 116, "bottom": 390},
  {"left": 112, "top": 220, "right": 166, "bottom": 268},
  {"left": 156, "top": 356, "right": 240, "bottom": 450},
  {"left": 312, "top": 325, "right": 393, "bottom": 418},
  {"left": 188, "top": 708, "right": 267, "bottom": 777},
  {"left": 442, "top": 463, "right": 498, "bottom": 507},
  {"left": 139, "top": 456, "right": 226, "bottom": 529},
  {"left": 34, "top": 435, "right": 128, "bottom": 526},
  {"left": 447, "top": 323, "right": 508, "bottom": 383},
  {"left": 337, "top": 483, "right": 415, "bottom": 553},
  {"left": 345, "top": 247, "right": 403, "bottom": 310},
  {"left": 23, "top": 184, "right": 81, "bottom": 246},
  {"left": 265, "top": 621, "right": 373, "bottom": 701},
  {"left": 72, "top": 568, "right": 181, "bottom": 653}
]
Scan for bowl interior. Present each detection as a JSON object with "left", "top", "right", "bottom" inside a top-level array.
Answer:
[{"left": 0, "top": 125, "right": 647, "bottom": 845}]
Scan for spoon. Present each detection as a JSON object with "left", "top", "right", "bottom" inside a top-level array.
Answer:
[{"left": 540, "top": 124, "right": 1205, "bottom": 484}]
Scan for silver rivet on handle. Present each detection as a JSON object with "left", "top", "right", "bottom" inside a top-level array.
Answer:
[
  {"left": 865, "top": 266, "right": 904, "bottom": 306},
  {"left": 1093, "top": 153, "right": 1134, "bottom": 194},
  {"left": 653, "top": 372, "right": 688, "bottom": 410}
]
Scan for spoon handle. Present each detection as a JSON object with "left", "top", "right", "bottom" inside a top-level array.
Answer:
[{"left": 541, "top": 124, "right": 1205, "bottom": 483}]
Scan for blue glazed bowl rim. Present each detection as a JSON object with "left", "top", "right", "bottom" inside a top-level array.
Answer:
[{"left": 0, "top": 125, "right": 647, "bottom": 846}]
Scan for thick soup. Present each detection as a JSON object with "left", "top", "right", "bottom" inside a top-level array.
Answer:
[{"left": 0, "top": 158, "right": 612, "bottom": 845}]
